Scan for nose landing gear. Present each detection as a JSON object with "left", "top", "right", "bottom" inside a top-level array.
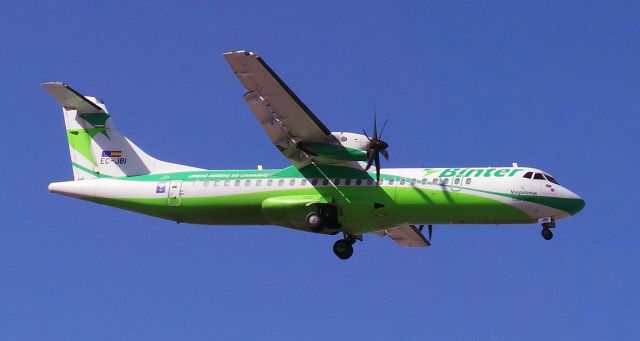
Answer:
[{"left": 540, "top": 220, "right": 556, "bottom": 241}]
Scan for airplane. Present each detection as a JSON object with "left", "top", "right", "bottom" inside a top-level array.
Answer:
[{"left": 44, "top": 51, "right": 585, "bottom": 260}]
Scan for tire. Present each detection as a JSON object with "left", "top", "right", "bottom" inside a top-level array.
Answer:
[
  {"left": 333, "top": 239, "right": 354, "bottom": 260},
  {"left": 306, "top": 212, "right": 324, "bottom": 230},
  {"left": 541, "top": 228, "right": 553, "bottom": 240}
]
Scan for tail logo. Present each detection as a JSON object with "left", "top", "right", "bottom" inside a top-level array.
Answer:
[{"left": 156, "top": 182, "right": 167, "bottom": 194}]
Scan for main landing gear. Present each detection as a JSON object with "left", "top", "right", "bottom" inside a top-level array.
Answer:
[
  {"left": 305, "top": 206, "right": 339, "bottom": 233},
  {"left": 333, "top": 234, "right": 359, "bottom": 260},
  {"left": 541, "top": 221, "right": 556, "bottom": 240},
  {"left": 305, "top": 212, "right": 325, "bottom": 231}
]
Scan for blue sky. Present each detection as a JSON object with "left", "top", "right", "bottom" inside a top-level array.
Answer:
[{"left": 1, "top": 1, "right": 638, "bottom": 339}]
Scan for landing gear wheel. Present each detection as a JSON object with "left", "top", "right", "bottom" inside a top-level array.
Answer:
[
  {"left": 333, "top": 239, "right": 354, "bottom": 260},
  {"left": 541, "top": 228, "right": 553, "bottom": 240},
  {"left": 305, "top": 212, "right": 325, "bottom": 231}
]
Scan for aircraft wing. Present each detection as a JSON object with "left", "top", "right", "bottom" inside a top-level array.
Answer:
[
  {"left": 224, "top": 51, "right": 338, "bottom": 168},
  {"left": 375, "top": 224, "right": 431, "bottom": 247}
]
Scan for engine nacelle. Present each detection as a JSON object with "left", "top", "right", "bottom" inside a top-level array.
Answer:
[{"left": 296, "top": 132, "right": 371, "bottom": 163}]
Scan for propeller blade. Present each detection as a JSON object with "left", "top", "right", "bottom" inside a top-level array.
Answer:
[
  {"left": 381, "top": 149, "right": 389, "bottom": 160},
  {"left": 374, "top": 154, "right": 381, "bottom": 183},
  {"left": 373, "top": 114, "right": 378, "bottom": 138},
  {"left": 362, "top": 129, "right": 371, "bottom": 141},
  {"left": 365, "top": 150, "right": 375, "bottom": 170},
  {"left": 428, "top": 225, "right": 433, "bottom": 241},
  {"left": 379, "top": 119, "right": 388, "bottom": 139}
]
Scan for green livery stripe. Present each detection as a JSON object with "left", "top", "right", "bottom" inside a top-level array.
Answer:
[
  {"left": 466, "top": 188, "right": 584, "bottom": 215},
  {"left": 87, "top": 186, "right": 533, "bottom": 232},
  {"left": 100, "top": 165, "right": 397, "bottom": 182},
  {"left": 67, "top": 129, "right": 99, "bottom": 165}
]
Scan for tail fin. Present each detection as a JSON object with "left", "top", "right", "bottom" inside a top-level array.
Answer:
[{"left": 43, "top": 82, "right": 201, "bottom": 180}]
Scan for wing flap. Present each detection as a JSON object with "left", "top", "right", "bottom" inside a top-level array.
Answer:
[
  {"left": 376, "top": 224, "right": 431, "bottom": 247},
  {"left": 224, "top": 51, "right": 331, "bottom": 139}
]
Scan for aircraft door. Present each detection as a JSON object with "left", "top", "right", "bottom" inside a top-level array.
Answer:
[
  {"left": 450, "top": 174, "right": 464, "bottom": 191},
  {"left": 168, "top": 180, "right": 183, "bottom": 206}
]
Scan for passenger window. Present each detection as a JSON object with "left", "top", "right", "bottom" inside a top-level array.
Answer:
[
  {"left": 333, "top": 179, "right": 341, "bottom": 185},
  {"left": 214, "top": 180, "right": 220, "bottom": 186},
  {"left": 465, "top": 178, "right": 471, "bottom": 185},
  {"left": 355, "top": 179, "right": 362, "bottom": 185},
  {"left": 389, "top": 179, "right": 395, "bottom": 185},
  {"left": 289, "top": 179, "right": 295, "bottom": 186},
  {"left": 245, "top": 180, "right": 251, "bottom": 186},
  {"left": 204, "top": 181, "right": 209, "bottom": 187},
  {"left": 311, "top": 179, "right": 318, "bottom": 186},
  {"left": 345, "top": 179, "right": 351, "bottom": 185},
  {"left": 523, "top": 171, "right": 533, "bottom": 179},
  {"left": 454, "top": 178, "right": 460, "bottom": 185},
  {"left": 267, "top": 179, "right": 273, "bottom": 186},
  {"left": 234, "top": 180, "right": 241, "bottom": 186},
  {"left": 534, "top": 173, "right": 545, "bottom": 180},
  {"left": 301, "top": 179, "right": 307, "bottom": 186},
  {"left": 411, "top": 178, "right": 417, "bottom": 185},
  {"left": 278, "top": 179, "right": 284, "bottom": 186},
  {"left": 367, "top": 179, "right": 374, "bottom": 185},
  {"left": 432, "top": 178, "right": 438, "bottom": 185},
  {"left": 224, "top": 180, "right": 230, "bottom": 186},
  {"left": 256, "top": 180, "right": 262, "bottom": 186},
  {"left": 421, "top": 178, "right": 428, "bottom": 185},
  {"left": 443, "top": 178, "right": 449, "bottom": 185},
  {"left": 322, "top": 179, "right": 329, "bottom": 186}
]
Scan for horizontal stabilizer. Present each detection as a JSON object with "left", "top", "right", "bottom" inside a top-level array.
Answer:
[{"left": 42, "top": 82, "right": 106, "bottom": 114}]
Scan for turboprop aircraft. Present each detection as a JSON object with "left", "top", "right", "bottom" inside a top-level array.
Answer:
[{"left": 45, "top": 51, "right": 585, "bottom": 260}]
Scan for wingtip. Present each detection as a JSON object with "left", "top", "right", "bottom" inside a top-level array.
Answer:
[
  {"left": 41, "top": 81, "right": 64, "bottom": 87},
  {"left": 222, "top": 50, "right": 258, "bottom": 57}
]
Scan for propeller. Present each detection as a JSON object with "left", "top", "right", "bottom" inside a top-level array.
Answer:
[{"left": 363, "top": 114, "right": 389, "bottom": 184}]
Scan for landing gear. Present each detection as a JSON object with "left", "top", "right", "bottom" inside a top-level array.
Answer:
[
  {"left": 305, "top": 205, "right": 339, "bottom": 233},
  {"left": 541, "top": 221, "right": 555, "bottom": 241},
  {"left": 333, "top": 239, "right": 354, "bottom": 260},
  {"left": 332, "top": 234, "right": 357, "bottom": 260},
  {"left": 305, "top": 212, "right": 325, "bottom": 231}
]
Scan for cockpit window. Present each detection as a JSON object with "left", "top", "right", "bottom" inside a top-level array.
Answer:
[
  {"left": 545, "top": 174, "right": 560, "bottom": 185},
  {"left": 533, "top": 173, "right": 545, "bottom": 180},
  {"left": 523, "top": 171, "right": 533, "bottom": 179}
]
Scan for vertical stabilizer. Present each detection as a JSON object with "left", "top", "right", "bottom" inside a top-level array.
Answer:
[{"left": 43, "top": 82, "right": 201, "bottom": 180}]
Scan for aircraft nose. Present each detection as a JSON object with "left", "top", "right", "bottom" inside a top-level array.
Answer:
[{"left": 566, "top": 190, "right": 585, "bottom": 215}]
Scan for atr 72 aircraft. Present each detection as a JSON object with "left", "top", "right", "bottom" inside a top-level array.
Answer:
[{"left": 45, "top": 51, "right": 584, "bottom": 260}]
